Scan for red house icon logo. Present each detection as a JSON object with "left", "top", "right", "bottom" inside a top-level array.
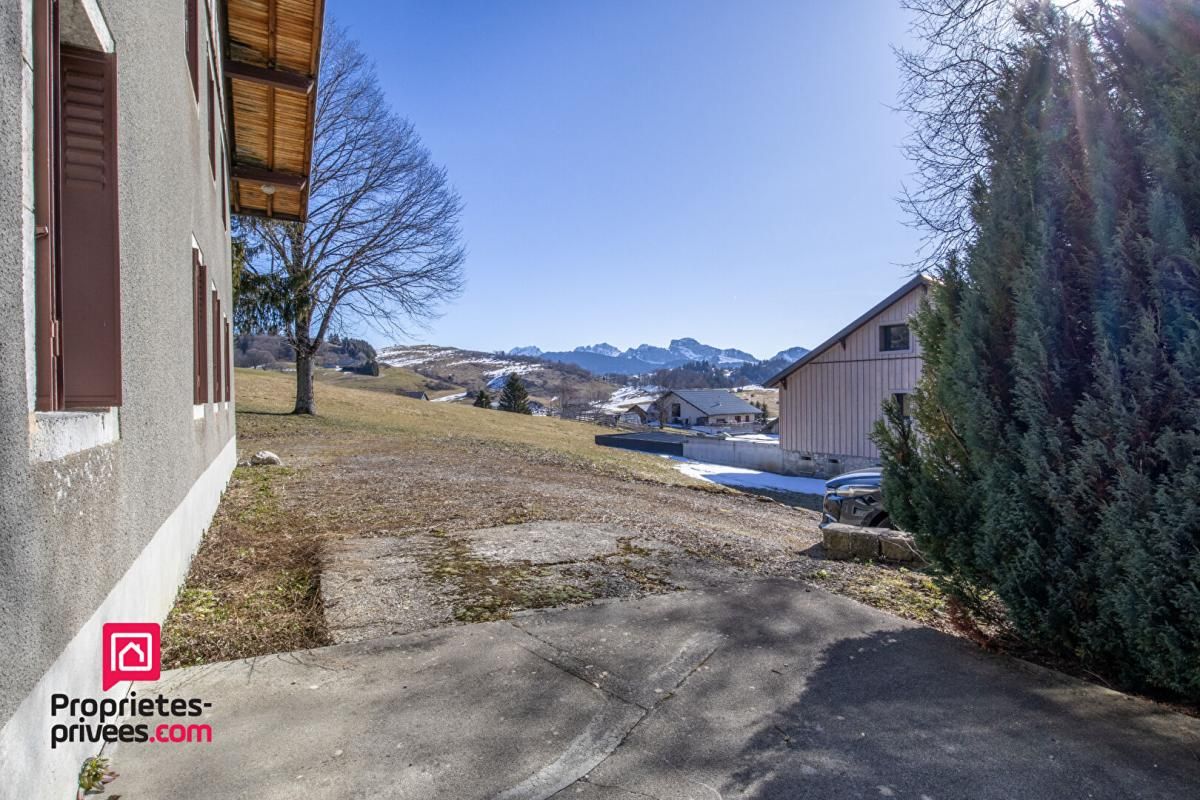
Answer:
[{"left": 102, "top": 622, "right": 161, "bottom": 691}]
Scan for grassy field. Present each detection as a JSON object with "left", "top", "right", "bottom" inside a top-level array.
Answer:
[
  {"left": 736, "top": 387, "right": 780, "bottom": 417},
  {"left": 313, "top": 364, "right": 464, "bottom": 399},
  {"left": 237, "top": 369, "right": 702, "bottom": 486}
]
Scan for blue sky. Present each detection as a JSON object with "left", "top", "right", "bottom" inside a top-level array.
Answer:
[{"left": 334, "top": 0, "right": 923, "bottom": 360}]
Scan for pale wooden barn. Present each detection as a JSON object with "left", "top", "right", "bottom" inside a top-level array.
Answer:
[{"left": 766, "top": 276, "right": 931, "bottom": 477}]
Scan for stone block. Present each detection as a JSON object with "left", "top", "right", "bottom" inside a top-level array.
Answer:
[
  {"left": 849, "top": 528, "right": 882, "bottom": 560},
  {"left": 822, "top": 524, "right": 855, "bottom": 559},
  {"left": 880, "top": 533, "right": 923, "bottom": 564}
]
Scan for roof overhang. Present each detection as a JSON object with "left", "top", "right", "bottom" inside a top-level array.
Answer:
[
  {"left": 223, "top": 0, "right": 325, "bottom": 221},
  {"left": 765, "top": 275, "right": 933, "bottom": 388}
]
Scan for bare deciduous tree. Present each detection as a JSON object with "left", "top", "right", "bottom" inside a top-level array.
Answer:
[
  {"left": 895, "top": 0, "right": 1016, "bottom": 266},
  {"left": 237, "top": 24, "right": 465, "bottom": 414}
]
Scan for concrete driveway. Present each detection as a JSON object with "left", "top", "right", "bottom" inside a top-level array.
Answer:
[{"left": 109, "top": 579, "right": 1199, "bottom": 799}]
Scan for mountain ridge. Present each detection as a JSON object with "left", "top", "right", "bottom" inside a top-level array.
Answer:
[{"left": 508, "top": 337, "right": 808, "bottom": 376}]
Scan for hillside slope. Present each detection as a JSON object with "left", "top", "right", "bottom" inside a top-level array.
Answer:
[{"left": 378, "top": 344, "right": 617, "bottom": 405}]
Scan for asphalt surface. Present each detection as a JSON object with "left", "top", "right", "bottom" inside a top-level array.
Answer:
[{"left": 109, "top": 579, "right": 1200, "bottom": 799}]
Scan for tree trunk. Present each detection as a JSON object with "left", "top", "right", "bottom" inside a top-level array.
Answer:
[{"left": 294, "top": 350, "right": 316, "bottom": 415}]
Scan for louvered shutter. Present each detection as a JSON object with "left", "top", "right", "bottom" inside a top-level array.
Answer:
[
  {"left": 212, "top": 290, "right": 222, "bottom": 402},
  {"left": 59, "top": 47, "right": 121, "bottom": 408},
  {"left": 193, "top": 251, "right": 208, "bottom": 404},
  {"left": 224, "top": 318, "right": 232, "bottom": 402},
  {"left": 186, "top": 0, "right": 198, "bottom": 99}
]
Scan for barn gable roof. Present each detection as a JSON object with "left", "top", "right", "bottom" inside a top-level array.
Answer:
[{"left": 765, "top": 275, "right": 932, "bottom": 388}]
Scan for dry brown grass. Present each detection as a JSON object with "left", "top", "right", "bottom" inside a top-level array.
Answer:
[
  {"left": 161, "top": 465, "right": 329, "bottom": 667},
  {"left": 314, "top": 363, "right": 464, "bottom": 399}
]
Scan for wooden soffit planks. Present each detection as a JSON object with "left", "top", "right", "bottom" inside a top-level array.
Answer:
[{"left": 223, "top": 0, "right": 325, "bottom": 221}]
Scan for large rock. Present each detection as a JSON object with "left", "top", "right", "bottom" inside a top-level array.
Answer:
[
  {"left": 249, "top": 450, "right": 283, "bottom": 466},
  {"left": 822, "top": 523, "right": 922, "bottom": 564},
  {"left": 822, "top": 525, "right": 855, "bottom": 559},
  {"left": 880, "top": 532, "right": 922, "bottom": 563}
]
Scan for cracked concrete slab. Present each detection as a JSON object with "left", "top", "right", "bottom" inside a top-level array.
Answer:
[
  {"left": 464, "top": 521, "right": 655, "bottom": 564},
  {"left": 107, "top": 579, "right": 1200, "bottom": 800},
  {"left": 320, "top": 523, "right": 733, "bottom": 644}
]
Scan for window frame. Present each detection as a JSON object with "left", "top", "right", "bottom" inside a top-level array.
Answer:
[
  {"left": 879, "top": 323, "right": 912, "bottom": 353},
  {"left": 193, "top": 248, "right": 209, "bottom": 406}
]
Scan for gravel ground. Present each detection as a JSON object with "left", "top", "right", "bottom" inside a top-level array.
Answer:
[
  {"left": 163, "top": 382, "right": 947, "bottom": 669},
  {"left": 276, "top": 432, "right": 945, "bottom": 641}
]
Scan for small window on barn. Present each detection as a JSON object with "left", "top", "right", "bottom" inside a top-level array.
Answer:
[
  {"left": 893, "top": 392, "right": 910, "bottom": 418},
  {"left": 880, "top": 323, "right": 911, "bottom": 352},
  {"left": 34, "top": 24, "right": 123, "bottom": 410},
  {"left": 185, "top": 0, "right": 198, "bottom": 100},
  {"left": 193, "top": 248, "right": 209, "bottom": 404}
]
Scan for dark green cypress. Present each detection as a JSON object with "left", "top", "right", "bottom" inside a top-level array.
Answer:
[
  {"left": 877, "top": 0, "right": 1200, "bottom": 699},
  {"left": 497, "top": 374, "right": 532, "bottom": 415}
]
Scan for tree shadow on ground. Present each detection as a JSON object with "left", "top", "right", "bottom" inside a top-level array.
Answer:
[{"left": 569, "top": 582, "right": 1200, "bottom": 800}]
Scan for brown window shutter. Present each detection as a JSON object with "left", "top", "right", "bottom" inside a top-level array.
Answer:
[
  {"left": 193, "top": 250, "right": 208, "bottom": 404},
  {"left": 207, "top": 63, "right": 216, "bottom": 179},
  {"left": 33, "top": 0, "right": 62, "bottom": 411},
  {"left": 212, "top": 290, "right": 221, "bottom": 402},
  {"left": 224, "top": 318, "right": 232, "bottom": 402},
  {"left": 186, "top": 0, "right": 198, "bottom": 99},
  {"left": 59, "top": 46, "right": 121, "bottom": 408}
]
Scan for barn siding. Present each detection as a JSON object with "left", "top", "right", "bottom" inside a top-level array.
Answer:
[{"left": 779, "top": 284, "right": 926, "bottom": 461}]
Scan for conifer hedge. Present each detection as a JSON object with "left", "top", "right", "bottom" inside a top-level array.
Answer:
[{"left": 876, "top": 1, "right": 1200, "bottom": 699}]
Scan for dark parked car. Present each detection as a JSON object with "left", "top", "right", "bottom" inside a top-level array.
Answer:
[{"left": 820, "top": 469, "right": 891, "bottom": 529}]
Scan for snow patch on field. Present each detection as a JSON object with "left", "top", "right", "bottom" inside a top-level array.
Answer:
[
  {"left": 593, "top": 384, "right": 662, "bottom": 413},
  {"left": 726, "top": 433, "right": 780, "bottom": 443},
  {"left": 485, "top": 363, "right": 544, "bottom": 390},
  {"left": 484, "top": 363, "right": 541, "bottom": 379},
  {"left": 377, "top": 346, "right": 460, "bottom": 368},
  {"left": 668, "top": 457, "right": 826, "bottom": 496},
  {"left": 432, "top": 392, "right": 467, "bottom": 403}
]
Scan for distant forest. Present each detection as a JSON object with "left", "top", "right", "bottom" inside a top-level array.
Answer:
[
  {"left": 610, "top": 358, "right": 790, "bottom": 389},
  {"left": 235, "top": 333, "right": 377, "bottom": 373}
]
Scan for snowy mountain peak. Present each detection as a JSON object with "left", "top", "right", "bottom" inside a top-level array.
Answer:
[
  {"left": 667, "top": 338, "right": 758, "bottom": 364},
  {"left": 770, "top": 346, "right": 810, "bottom": 363},
  {"left": 574, "top": 343, "right": 621, "bottom": 357},
  {"left": 508, "top": 346, "right": 543, "bottom": 357}
]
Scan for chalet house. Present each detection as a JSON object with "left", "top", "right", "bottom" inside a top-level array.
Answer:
[
  {"left": 766, "top": 275, "right": 930, "bottom": 477},
  {"left": 399, "top": 390, "right": 430, "bottom": 401},
  {"left": 617, "top": 402, "right": 656, "bottom": 425},
  {"left": 0, "top": 2, "right": 323, "bottom": 796},
  {"left": 658, "top": 389, "right": 763, "bottom": 428}
]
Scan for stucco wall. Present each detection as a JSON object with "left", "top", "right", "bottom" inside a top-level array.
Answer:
[{"left": 0, "top": 0, "right": 235, "bottom": 764}]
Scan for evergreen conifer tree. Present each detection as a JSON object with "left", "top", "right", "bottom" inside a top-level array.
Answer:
[
  {"left": 473, "top": 389, "right": 492, "bottom": 408},
  {"left": 497, "top": 374, "right": 532, "bottom": 414},
  {"left": 876, "top": 0, "right": 1200, "bottom": 699}
]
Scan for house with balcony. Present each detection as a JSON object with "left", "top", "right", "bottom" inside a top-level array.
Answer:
[{"left": 0, "top": 1, "right": 323, "bottom": 796}]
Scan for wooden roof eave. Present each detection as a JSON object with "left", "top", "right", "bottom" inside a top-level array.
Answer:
[{"left": 222, "top": 0, "right": 325, "bottom": 221}]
